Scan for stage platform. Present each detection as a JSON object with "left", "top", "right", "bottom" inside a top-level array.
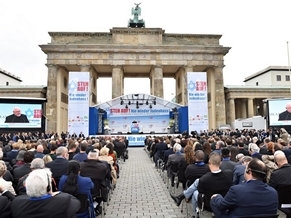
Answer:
[{"left": 90, "top": 133, "right": 181, "bottom": 147}]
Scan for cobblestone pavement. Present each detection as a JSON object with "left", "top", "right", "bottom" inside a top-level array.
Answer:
[{"left": 103, "top": 147, "right": 285, "bottom": 218}]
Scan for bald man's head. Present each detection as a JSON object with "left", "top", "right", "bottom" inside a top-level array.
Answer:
[
  {"left": 274, "top": 150, "right": 288, "bottom": 167},
  {"left": 286, "top": 103, "right": 291, "bottom": 113}
]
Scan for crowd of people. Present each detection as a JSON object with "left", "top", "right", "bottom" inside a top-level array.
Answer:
[
  {"left": 1, "top": 127, "right": 291, "bottom": 217},
  {"left": 145, "top": 127, "right": 291, "bottom": 218},
  {"left": 0, "top": 131, "right": 128, "bottom": 218}
]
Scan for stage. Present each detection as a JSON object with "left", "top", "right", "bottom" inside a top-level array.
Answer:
[{"left": 90, "top": 133, "right": 181, "bottom": 147}]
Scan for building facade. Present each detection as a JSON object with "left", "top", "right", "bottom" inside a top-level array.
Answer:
[{"left": 39, "top": 27, "right": 230, "bottom": 133}]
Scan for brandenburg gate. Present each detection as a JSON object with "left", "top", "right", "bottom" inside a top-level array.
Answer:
[{"left": 40, "top": 27, "right": 230, "bottom": 133}]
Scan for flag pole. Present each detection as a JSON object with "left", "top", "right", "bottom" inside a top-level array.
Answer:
[{"left": 287, "top": 41, "right": 291, "bottom": 73}]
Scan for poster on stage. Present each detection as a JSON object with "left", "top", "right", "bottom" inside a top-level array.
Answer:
[
  {"left": 105, "top": 107, "right": 170, "bottom": 134},
  {"left": 187, "top": 72, "right": 208, "bottom": 133},
  {"left": 68, "top": 72, "right": 90, "bottom": 136}
]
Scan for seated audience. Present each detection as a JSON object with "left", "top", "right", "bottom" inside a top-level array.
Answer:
[
  {"left": 211, "top": 158, "right": 278, "bottom": 217},
  {"left": 80, "top": 150, "right": 111, "bottom": 216},
  {"left": 0, "top": 185, "right": 15, "bottom": 218},
  {"left": 233, "top": 156, "right": 252, "bottom": 185},
  {"left": 0, "top": 160, "right": 16, "bottom": 195},
  {"left": 73, "top": 142, "right": 88, "bottom": 162},
  {"left": 167, "top": 143, "right": 187, "bottom": 189},
  {"left": 59, "top": 160, "right": 94, "bottom": 218},
  {"left": 46, "top": 146, "right": 69, "bottom": 187},
  {"left": 220, "top": 147, "right": 237, "bottom": 173},
  {"left": 11, "top": 168, "right": 80, "bottom": 218},
  {"left": 16, "top": 158, "right": 52, "bottom": 195},
  {"left": 184, "top": 150, "right": 209, "bottom": 186},
  {"left": 170, "top": 152, "right": 233, "bottom": 215},
  {"left": 269, "top": 150, "right": 291, "bottom": 188},
  {"left": 13, "top": 151, "right": 34, "bottom": 189},
  {"left": 98, "top": 146, "right": 117, "bottom": 187}
]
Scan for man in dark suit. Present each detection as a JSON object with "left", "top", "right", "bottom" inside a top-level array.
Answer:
[
  {"left": 167, "top": 143, "right": 187, "bottom": 188},
  {"left": 5, "top": 107, "right": 29, "bottom": 123},
  {"left": 220, "top": 148, "right": 237, "bottom": 173},
  {"left": 0, "top": 186, "right": 15, "bottom": 218},
  {"left": 278, "top": 102, "right": 291, "bottom": 120},
  {"left": 211, "top": 158, "right": 278, "bottom": 217},
  {"left": 46, "top": 146, "right": 69, "bottom": 188},
  {"left": 80, "top": 150, "right": 111, "bottom": 216},
  {"left": 13, "top": 151, "right": 34, "bottom": 189},
  {"left": 153, "top": 137, "right": 168, "bottom": 167},
  {"left": 184, "top": 150, "right": 210, "bottom": 185}
]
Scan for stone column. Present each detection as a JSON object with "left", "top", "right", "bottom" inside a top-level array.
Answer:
[
  {"left": 241, "top": 99, "right": 247, "bottom": 118},
  {"left": 79, "top": 65, "right": 97, "bottom": 106},
  {"left": 214, "top": 67, "right": 226, "bottom": 127},
  {"left": 229, "top": 98, "right": 236, "bottom": 124},
  {"left": 207, "top": 68, "right": 216, "bottom": 128},
  {"left": 89, "top": 67, "right": 98, "bottom": 105},
  {"left": 45, "top": 64, "right": 58, "bottom": 132},
  {"left": 182, "top": 66, "right": 193, "bottom": 105},
  {"left": 248, "top": 98, "right": 254, "bottom": 117},
  {"left": 112, "top": 66, "right": 124, "bottom": 99},
  {"left": 150, "top": 65, "right": 164, "bottom": 98}
]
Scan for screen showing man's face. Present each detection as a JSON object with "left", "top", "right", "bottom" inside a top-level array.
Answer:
[
  {"left": 286, "top": 104, "right": 291, "bottom": 113},
  {"left": 13, "top": 108, "right": 21, "bottom": 117}
]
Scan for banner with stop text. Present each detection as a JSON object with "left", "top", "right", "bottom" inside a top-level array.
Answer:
[
  {"left": 68, "top": 72, "right": 90, "bottom": 136},
  {"left": 187, "top": 72, "right": 208, "bottom": 133}
]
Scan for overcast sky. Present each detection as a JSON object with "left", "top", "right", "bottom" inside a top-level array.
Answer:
[{"left": 1, "top": 0, "right": 290, "bottom": 102}]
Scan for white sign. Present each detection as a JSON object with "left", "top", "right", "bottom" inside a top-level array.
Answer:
[
  {"left": 187, "top": 72, "right": 208, "bottom": 133},
  {"left": 68, "top": 72, "right": 90, "bottom": 136}
]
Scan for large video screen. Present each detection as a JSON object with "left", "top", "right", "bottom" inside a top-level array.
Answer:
[
  {"left": 268, "top": 99, "right": 291, "bottom": 126},
  {"left": 0, "top": 103, "right": 42, "bottom": 128}
]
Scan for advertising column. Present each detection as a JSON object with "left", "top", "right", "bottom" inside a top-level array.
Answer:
[
  {"left": 187, "top": 72, "right": 208, "bottom": 133},
  {"left": 68, "top": 72, "right": 90, "bottom": 136}
]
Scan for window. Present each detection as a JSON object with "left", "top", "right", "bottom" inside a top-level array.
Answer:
[
  {"left": 286, "top": 75, "right": 290, "bottom": 81},
  {"left": 256, "top": 82, "right": 259, "bottom": 86},
  {"left": 276, "top": 75, "right": 281, "bottom": 81}
]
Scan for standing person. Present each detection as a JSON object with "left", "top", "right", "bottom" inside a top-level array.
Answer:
[
  {"left": 210, "top": 159, "right": 278, "bottom": 217},
  {"left": 59, "top": 160, "right": 94, "bottom": 218},
  {"left": 5, "top": 106, "right": 29, "bottom": 123},
  {"left": 11, "top": 168, "right": 80, "bottom": 218}
]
